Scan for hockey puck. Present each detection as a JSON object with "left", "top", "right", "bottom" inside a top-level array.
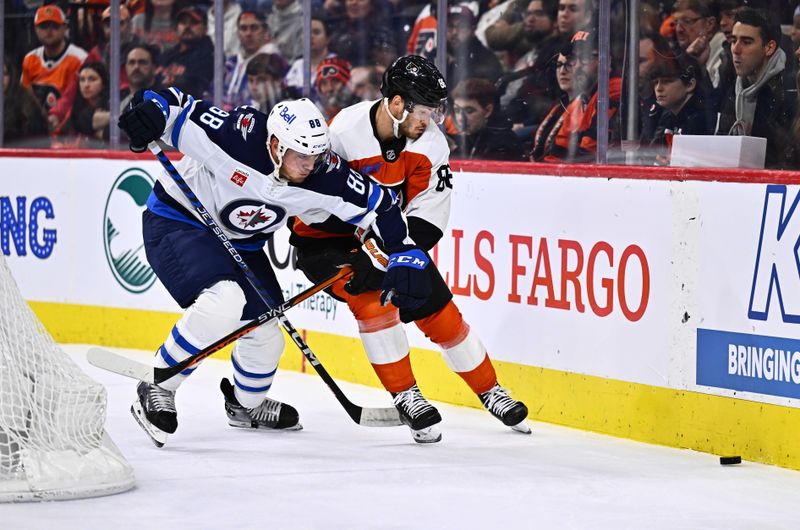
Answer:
[{"left": 720, "top": 456, "right": 742, "bottom": 465}]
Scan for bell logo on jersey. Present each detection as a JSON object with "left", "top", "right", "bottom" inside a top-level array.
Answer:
[
  {"left": 231, "top": 168, "right": 249, "bottom": 187},
  {"left": 220, "top": 199, "right": 286, "bottom": 235}
]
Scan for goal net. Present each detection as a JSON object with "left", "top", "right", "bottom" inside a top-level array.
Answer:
[{"left": 0, "top": 255, "right": 134, "bottom": 502}]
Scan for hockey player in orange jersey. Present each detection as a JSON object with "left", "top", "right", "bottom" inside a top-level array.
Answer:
[{"left": 290, "top": 55, "right": 530, "bottom": 443}]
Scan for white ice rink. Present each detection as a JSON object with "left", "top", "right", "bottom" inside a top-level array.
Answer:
[{"left": 3, "top": 344, "right": 800, "bottom": 530}]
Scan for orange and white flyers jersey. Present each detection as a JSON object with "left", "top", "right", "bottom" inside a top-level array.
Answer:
[
  {"left": 21, "top": 44, "right": 87, "bottom": 110},
  {"left": 329, "top": 100, "right": 453, "bottom": 237}
]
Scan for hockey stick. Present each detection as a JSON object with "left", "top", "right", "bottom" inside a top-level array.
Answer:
[
  {"left": 88, "top": 266, "right": 350, "bottom": 383},
  {"left": 146, "top": 143, "right": 401, "bottom": 427}
]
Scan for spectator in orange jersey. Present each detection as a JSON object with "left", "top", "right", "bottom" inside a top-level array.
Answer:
[
  {"left": 545, "top": 30, "right": 622, "bottom": 163},
  {"left": 21, "top": 5, "right": 88, "bottom": 129},
  {"left": 3, "top": 55, "right": 49, "bottom": 147}
]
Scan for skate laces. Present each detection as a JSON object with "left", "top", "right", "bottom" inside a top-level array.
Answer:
[
  {"left": 148, "top": 385, "right": 176, "bottom": 413},
  {"left": 248, "top": 397, "right": 281, "bottom": 423},
  {"left": 393, "top": 385, "right": 435, "bottom": 418},
  {"left": 480, "top": 385, "right": 517, "bottom": 417}
]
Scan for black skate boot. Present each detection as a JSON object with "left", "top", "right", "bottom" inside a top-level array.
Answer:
[
  {"left": 392, "top": 383, "right": 442, "bottom": 443},
  {"left": 220, "top": 378, "right": 302, "bottom": 431},
  {"left": 479, "top": 383, "right": 531, "bottom": 434},
  {"left": 131, "top": 381, "right": 177, "bottom": 447}
]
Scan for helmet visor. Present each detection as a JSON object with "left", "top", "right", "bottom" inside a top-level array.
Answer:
[{"left": 408, "top": 101, "right": 447, "bottom": 125}]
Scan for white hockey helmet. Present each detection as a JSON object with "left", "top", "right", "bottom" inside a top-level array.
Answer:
[{"left": 266, "top": 98, "right": 330, "bottom": 169}]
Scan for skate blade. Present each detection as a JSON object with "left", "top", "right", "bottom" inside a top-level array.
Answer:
[
  {"left": 131, "top": 401, "right": 169, "bottom": 447},
  {"left": 227, "top": 419, "right": 304, "bottom": 431},
  {"left": 411, "top": 425, "right": 442, "bottom": 444},
  {"left": 510, "top": 421, "right": 532, "bottom": 434}
]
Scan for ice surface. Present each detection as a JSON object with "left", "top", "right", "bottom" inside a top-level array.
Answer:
[{"left": 3, "top": 345, "right": 799, "bottom": 530}]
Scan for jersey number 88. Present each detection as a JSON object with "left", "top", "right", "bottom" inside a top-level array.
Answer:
[{"left": 200, "top": 106, "right": 230, "bottom": 129}]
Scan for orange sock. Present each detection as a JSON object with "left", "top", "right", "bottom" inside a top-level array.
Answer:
[
  {"left": 456, "top": 354, "right": 497, "bottom": 395},
  {"left": 371, "top": 354, "right": 415, "bottom": 393}
]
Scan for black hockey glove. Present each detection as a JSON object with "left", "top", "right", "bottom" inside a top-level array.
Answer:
[
  {"left": 344, "top": 240, "right": 387, "bottom": 295},
  {"left": 118, "top": 95, "right": 166, "bottom": 153},
  {"left": 380, "top": 246, "right": 431, "bottom": 310}
]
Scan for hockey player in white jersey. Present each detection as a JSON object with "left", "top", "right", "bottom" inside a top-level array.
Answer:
[
  {"left": 117, "top": 88, "right": 432, "bottom": 447},
  {"left": 290, "top": 55, "right": 529, "bottom": 443}
]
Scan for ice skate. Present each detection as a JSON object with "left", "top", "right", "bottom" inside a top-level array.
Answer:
[
  {"left": 392, "top": 384, "right": 442, "bottom": 443},
  {"left": 131, "top": 381, "right": 177, "bottom": 447},
  {"left": 220, "top": 378, "right": 302, "bottom": 431},
  {"left": 479, "top": 383, "right": 531, "bottom": 434}
]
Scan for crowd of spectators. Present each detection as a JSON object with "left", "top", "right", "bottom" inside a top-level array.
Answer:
[{"left": 2, "top": 0, "right": 800, "bottom": 170}]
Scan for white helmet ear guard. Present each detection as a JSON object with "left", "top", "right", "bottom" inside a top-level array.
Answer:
[{"left": 267, "top": 98, "right": 330, "bottom": 169}]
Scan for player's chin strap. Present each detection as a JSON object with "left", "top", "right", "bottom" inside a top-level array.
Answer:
[
  {"left": 382, "top": 97, "right": 408, "bottom": 139},
  {"left": 266, "top": 134, "right": 288, "bottom": 183}
]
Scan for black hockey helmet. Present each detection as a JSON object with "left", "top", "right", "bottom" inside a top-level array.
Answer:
[{"left": 380, "top": 55, "right": 448, "bottom": 108}]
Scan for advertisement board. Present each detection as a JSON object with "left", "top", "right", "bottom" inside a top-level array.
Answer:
[{"left": 3, "top": 155, "right": 800, "bottom": 408}]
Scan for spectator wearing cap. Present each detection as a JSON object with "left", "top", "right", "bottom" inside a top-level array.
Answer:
[
  {"left": 717, "top": 7, "right": 795, "bottom": 169},
  {"left": 132, "top": 0, "right": 181, "bottom": 53},
  {"left": 671, "top": 0, "right": 726, "bottom": 88},
  {"left": 86, "top": 6, "right": 142, "bottom": 93},
  {"left": 450, "top": 78, "right": 524, "bottom": 161},
  {"left": 222, "top": 11, "right": 280, "bottom": 110},
  {"left": 245, "top": 52, "right": 289, "bottom": 113},
  {"left": 327, "top": 0, "right": 399, "bottom": 67},
  {"left": 285, "top": 14, "right": 335, "bottom": 98},
  {"left": 446, "top": 4, "right": 503, "bottom": 88},
  {"left": 208, "top": 0, "right": 243, "bottom": 59},
  {"left": 157, "top": 6, "right": 214, "bottom": 98},
  {"left": 315, "top": 56, "right": 359, "bottom": 120},
  {"left": 545, "top": 30, "right": 623, "bottom": 163},
  {"left": 640, "top": 54, "right": 713, "bottom": 165},
  {"left": 21, "top": 5, "right": 88, "bottom": 130},
  {"left": 268, "top": 0, "right": 304, "bottom": 62}
]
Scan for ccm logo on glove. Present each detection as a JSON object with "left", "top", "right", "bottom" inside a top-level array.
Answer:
[
  {"left": 381, "top": 248, "right": 431, "bottom": 310},
  {"left": 387, "top": 250, "right": 428, "bottom": 270}
]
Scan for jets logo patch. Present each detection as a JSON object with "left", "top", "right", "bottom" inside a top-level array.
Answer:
[
  {"left": 219, "top": 199, "right": 286, "bottom": 235},
  {"left": 235, "top": 112, "right": 256, "bottom": 141}
]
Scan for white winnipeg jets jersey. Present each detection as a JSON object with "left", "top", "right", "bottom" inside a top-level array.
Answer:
[{"left": 142, "top": 87, "right": 410, "bottom": 250}]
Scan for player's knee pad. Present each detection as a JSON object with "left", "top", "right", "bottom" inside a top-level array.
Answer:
[
  {"left": 439, "top": 328, "right": 487, "bottom": 373},
  {"left": 359, "top": 321, "right": 409, "bottom": 366},
  {"left": 232, "top": 319, "right": 284, "bottom": 408},
  {"left": 155, "top": 281, "right": 246, "bottom": 391}
]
